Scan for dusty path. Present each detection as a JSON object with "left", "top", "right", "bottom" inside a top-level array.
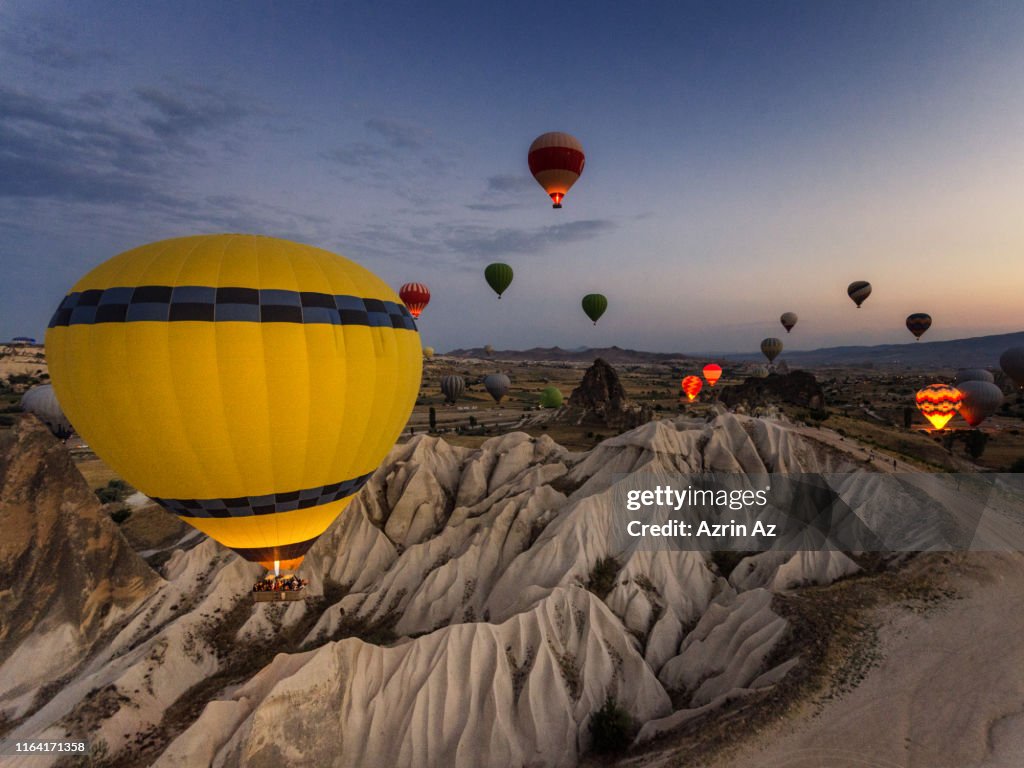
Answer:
[{"left": 717, "top": 552, "right": 1024, "bottom": 768}]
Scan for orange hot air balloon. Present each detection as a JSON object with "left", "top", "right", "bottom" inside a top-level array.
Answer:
[
  {"left": 399, "top": 282, "right": 430, "bottom": 319},
  {"left": 915, "top": 383, "right": 963, "bottom": 430},
  {"left": 528, "top": 132, "right": 585, "bottom": 208},
  {"left": 681, "top": 375, "right": 703, "bottom": 402},
  {"left": 702, "top": 364, "right": 722, "bottom": 387}
]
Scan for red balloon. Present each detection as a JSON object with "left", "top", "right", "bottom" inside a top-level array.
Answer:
[
  {"left": 702, "top": 364, "right": 722, "bottom": 387},
  {"left": 681, "top": 375, "right": 703, "bottom": 402},
  {"left": 528, "top": 132, "right": 585, "bottom": 209},
  {"left": 399, "top": 282, "right": 430, "bottom": 319}
]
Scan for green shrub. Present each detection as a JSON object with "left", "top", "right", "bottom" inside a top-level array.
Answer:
[
  {"left": 95, "top": 479, "right": 130, "bottom": 504},
  {"left": 588, "top": 696, "right": 633, "bottom": 754},
  {"left": 585, "top": 556, "right": 620, "bottom": 600},
  {"left": 109, "top": 506, "right": 131, "bottom": 524}
]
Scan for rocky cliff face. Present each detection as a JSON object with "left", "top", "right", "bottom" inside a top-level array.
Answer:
[
  {"left": 0, "top": 412, "right": 898, "bottom": 767},
  {"left": 559, "top": 358, "right": 654, "bottom": 429},
  {"left": 0, "top": 417, "right": 160, "bottom": 728},
  {"left": 719, "top": 370, "right": 826, "bottom": 411}
]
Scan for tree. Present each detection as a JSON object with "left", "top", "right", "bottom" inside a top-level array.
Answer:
[{"left": 964, "top": 430, "right": 988, "bottom": 460}]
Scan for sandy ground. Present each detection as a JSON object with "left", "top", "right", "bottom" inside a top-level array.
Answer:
[{"left": 717, "top": 552, "right": 1024, "bottom": 768}]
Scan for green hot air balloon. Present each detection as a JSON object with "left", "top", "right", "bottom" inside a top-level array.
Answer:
[
  {"left": 761, "top": 337, "right": 783, "bottom": 363},
  {"left": 485, "top": 263, "right": 513, "bottom": 299},
  {"left": 539, "top": 386, "right": 564, "bottom": 408},
  {"left": 582, "top": 294, "right": 607, "bottom": 325}
]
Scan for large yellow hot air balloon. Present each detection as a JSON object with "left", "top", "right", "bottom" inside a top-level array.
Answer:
[{"left": 45, "top": 234, "right": 421, "bottom": 574}]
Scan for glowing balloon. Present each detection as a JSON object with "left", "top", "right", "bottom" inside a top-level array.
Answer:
[
  {"left": 485, "top": 263, "right": 513, "bottom": 299},
  {"left": 441, "top": 375, "right": 465, "bottom": 404},
  {"left": 483, "top": 373, "right": 510, "bottom": 403},
  {"left": 780, "top": 312, "right": 798, "bottom": 333},
  {"left": 1000, "top": 347, "right": 1024, "bottom": 387},
  {"left": 539, "top": 386, "right": 563, "bottom": 408},
  {"left": 847, "top": 281, "right": 871, "bottom": 308},
  {"left": 914, "top": 383, "right": 962, "bottom": 430},
  {"left": 45, "top": 234, "right": 421, "bottom": 573},
  {"left": 20, "top": 384, "right": 73, "bottom": 439},
  {"left": 681, "top": 375, "right": 703, "bottom": 402},
  {"left": 582, "top": 294, "right": 607, "bottom": 325},
  {"left": 957, "top": 381, "right": 1003, "bottom": 427},
  {"left": 906, "top": 313, "right": 931, "bottom": 340},
  {"left": 398, "top": 282, "right": 430, "bottom": 319},
  {"left": 423, "top": 346, "right": 435, "bottom": 360},
  {"left": 761, "top": 337, "right": 783, "bottom": 363},
  {"left": 528, "top": 132, "right": 584, "bottom": 209},
  {"left": 702, "top": 364, "right": 722, "bottom": 387}
]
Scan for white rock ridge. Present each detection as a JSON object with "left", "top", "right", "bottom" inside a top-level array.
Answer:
[{"left": 2, "top": 413, "right": 920, "bottom": 767}]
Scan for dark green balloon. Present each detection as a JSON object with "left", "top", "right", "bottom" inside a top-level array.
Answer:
[
  {"left": 485, "top": 263, "right": 513, "bottom": 298},
  {"left": 581, "top": 293, "right": 607, "bottom": 325}
]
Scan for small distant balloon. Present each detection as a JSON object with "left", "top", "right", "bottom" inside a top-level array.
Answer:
[
  {"left": 582, "top": 294, "right": 607, "bottom": 325},
  {"left": 761, "top": 337, "right": 783, "bottom": 363},
  {"left": 955, "top": 369, "right": 995, "bottom": 385},
  {"left": 423, "top": 346, "right": 435, "bottom": 360},
  {"left": 956, "top": 381, "right": 1003, "bottom": 427},
  {"left": 440, "top": 375, "right": 465, "bottom": 404},
  {"left": 702, "top": 363, "right": 722, "bottom": 387},
  {"left": 847, "top": 281, "right": 871, "bottom": 308},
  {"left": 752, "top": 365, "right": 770, "bottom": 378},
  {"left": 398, "top": 282, "right": 430, "bottom": 319},
  {"left": 485, "top": 263, "right": 514, "bottom": 299},
  {"left": 915, "top": 383, "right": 962, "bottom": 430},
  {"left": 484, "top": 344, "right": 494, "bottom": 357},
  {"left": 999, "top": 347, "right": 1024, "bottom": 387},
  {"left": 905, "top": 313, "right": 932, "bottom": 341},
  {"left": 483, "top": 373, "right": 510, "bottom": 403},
  {"left": 528, "top": 132, "right": 585, "bottom": 209},
  {"left": 780, "top": 312, "right": 798, "bottom": 333},
  {"left": 539, "top": 386, "right": 563, "bottom": 408},
  {"left": 681, "top": 375, "right": 703, "bottom": 402}
]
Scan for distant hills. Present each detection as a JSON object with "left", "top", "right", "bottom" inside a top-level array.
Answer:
[
  {"left": 444, "top": 345, "right": 693, "bottom": 364},
  {"left": 447, "top": 331, "right": 1024, "bottom": 369},
  {"left": 723, "top": 331, "right": 1024, "bottom": 369}
]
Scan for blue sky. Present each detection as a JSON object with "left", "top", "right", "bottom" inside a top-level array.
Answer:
[{"left": 2, "top": 0, "right": 1023, "bottom": 354}]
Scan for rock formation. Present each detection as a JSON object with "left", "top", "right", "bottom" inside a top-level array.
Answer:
[
  {"left": 557, "top": 358, "right": 654, "bottom": 429},
  {"left": 719, "top": 370, "right": 826, "bottom": 411},
  {"left": 2, "top": 410, "right": 990, "bottom": 767},
  {"left": 0, "top": 416, "right": 160, "bottom": 728}
]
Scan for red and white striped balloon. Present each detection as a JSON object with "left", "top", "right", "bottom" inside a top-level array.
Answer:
[
  {"left": 528, "top": 132, "right": 585, "bottom": 209},
  {"left": 398, "top": 282, "right": 430, "bottom": 319}
]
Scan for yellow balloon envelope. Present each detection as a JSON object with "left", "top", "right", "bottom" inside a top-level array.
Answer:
[{"left": 45, "top": 234, "right": 421, "bottom": 572}]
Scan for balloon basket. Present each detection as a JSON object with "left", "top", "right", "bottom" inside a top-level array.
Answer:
[{"left": 253, "top": 589, "right": 306, "bottom": 603}]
